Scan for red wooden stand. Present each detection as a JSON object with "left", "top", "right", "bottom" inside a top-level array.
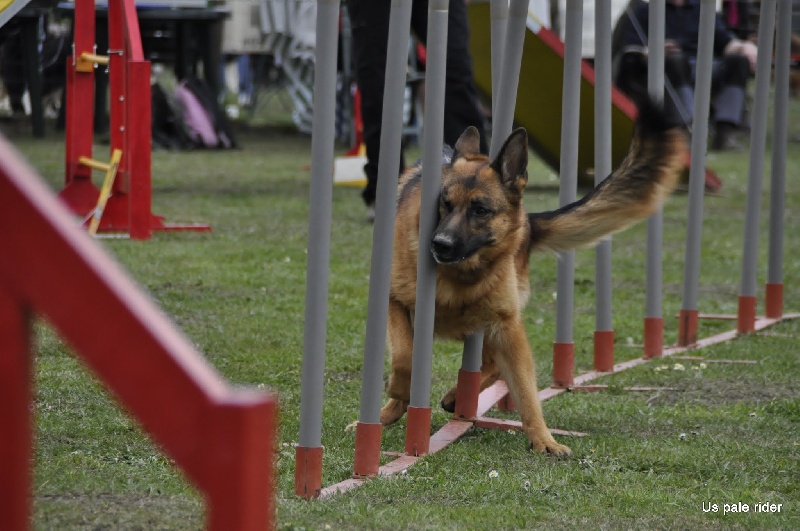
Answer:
[
  {"left": 1, "top": 134, "right": 276, "bottom": 529},
  {"left": 59, "top": 0, "right": 210, "bottom": 239}
]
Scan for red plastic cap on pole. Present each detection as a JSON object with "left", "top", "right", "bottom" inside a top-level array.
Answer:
[
  {"left": 454, "top": 369, "right": 480, "bottom": 420},
  {"left": 678, "top": 309, "right": 699, "bottom": 347},
  {"left": 405, "top": 406, "right": 432, "bottom": 456},
  {"left": 593, "top": 330, "right": 615, "bottom": 372},
  {"left": 765, "top": 283, "right": 783, "bottom": 319},
  {"left": 552, "top": 342, "right": 575, "bottom": 388},
  {"left": 643, "top": 317, "right": 663, "bottom": 359},
  {"left": 294, "top": 446, "right": 323, "bottom": 499},
  {"left": 352, "top": 422, "right": 382, "bottom": 478},
  {"left": 737, "top": 295, "right": 757, "bottom": 334}
]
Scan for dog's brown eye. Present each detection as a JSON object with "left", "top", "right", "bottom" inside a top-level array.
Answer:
[
  {"left": 442, "top": 199, "right": 454, "bottom": 212},
  {"left": 472, "top": 205, "right": 491, "bottom": 217}
]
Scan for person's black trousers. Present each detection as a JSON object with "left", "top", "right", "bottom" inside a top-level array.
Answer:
[{"left": 347, "top": 0, "right": 487, "bottom": 206}]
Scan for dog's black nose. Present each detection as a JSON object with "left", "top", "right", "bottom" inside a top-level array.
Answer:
[{"left": 431, "top": 233, "right": 456, "bottom": 263}]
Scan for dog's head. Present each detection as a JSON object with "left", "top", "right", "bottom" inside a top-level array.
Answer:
[{"left": 431, "top": 127, "right": 529, "bottom": 268}]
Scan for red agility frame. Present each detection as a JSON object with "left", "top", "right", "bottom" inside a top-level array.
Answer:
[
  {"left": 0, "top": 136, "right": 275, "bottom": 528},
  {"left": 59, "top": 0, "right": 211, "bottom": 239}
]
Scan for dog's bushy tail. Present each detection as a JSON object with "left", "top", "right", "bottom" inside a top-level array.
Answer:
[{"left": 528, "top": 97, "right": 687, "bottom": 253}]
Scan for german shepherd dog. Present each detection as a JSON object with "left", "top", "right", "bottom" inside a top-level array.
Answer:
[{"left": 381, "top": 98, "right": 687, "bottom": 456}]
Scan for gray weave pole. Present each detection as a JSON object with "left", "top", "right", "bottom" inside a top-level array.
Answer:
[
  {"left": 768, "top": 0, "right": 791, "bottom": 288},
  {"left": 594, "top": 0, "right": 613, "bottom": 333},
  {"left": 462, "top": 0, "right": 530, "bottom": 375},
  {"left": 409, "top": 0, "right": 450, "bottom": 409},
  {"left": 680, "top": 0, "right": 717, "bottom": 319},
  {"left": 357, "top": 0, "right": 414, "bottom": 424},
  {"left": 489, "top": 0, "right": 529, "bottom": 158},
  {"left": 489, "top": 0, "right": 509, "bottom": 120},
  {"left": 297, "top": 0, "right": 341, "bottom": 449},
  {"left": 554, "top": 0, "right": 582, "bottom": 345},
  {"left": 644, "top": 0, "right": 665, "bottom": 322},
  {"left": 739, "top": 0, "right": 778, "bottom": 301}
]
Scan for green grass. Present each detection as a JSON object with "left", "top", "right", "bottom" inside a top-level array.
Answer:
[{"left": 3, "top": 93, "right": 800, "bottom": 530}]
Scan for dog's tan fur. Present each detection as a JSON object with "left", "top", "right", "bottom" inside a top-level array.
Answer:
[{"left": 380, "top": 99, "right": 688, "bottom": 456}]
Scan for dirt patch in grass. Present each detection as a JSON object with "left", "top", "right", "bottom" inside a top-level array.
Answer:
[
  {"left": 645, "top": 373, "right": 800, "bottom": 408},
  {"left": 35, "top": 493, "right": 202, "bottom": 530}
]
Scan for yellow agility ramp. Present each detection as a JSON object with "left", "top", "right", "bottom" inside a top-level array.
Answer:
[
  {"left": 0, "top": 0, "right": 34, "bottom": 28},
  {"left": 467, "top": 1, "right": 637, "bottom": 186}
]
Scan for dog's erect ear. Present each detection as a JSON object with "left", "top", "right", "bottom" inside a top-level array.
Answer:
[
  {"left": 453, "top": 126, "right": 482, "bottom": 159},
  {"left": 490, "top": 128, "right": 529, "bottom": 196}
]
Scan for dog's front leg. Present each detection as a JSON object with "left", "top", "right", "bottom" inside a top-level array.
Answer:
[
  {"left": 380, "top": 298, "right": 413, "bottom": 426},
  {"left": 487, "top": 320, "right": 571, "bottom": 457}
]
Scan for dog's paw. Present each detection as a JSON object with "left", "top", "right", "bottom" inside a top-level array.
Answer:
[
  {"left": 344, "top": 420, "right": 358, "bottom": 432},
  {"left": 440, "top": 395, "right": 456, "bottom": 414},
  {"left": 529, "top": 438, "right": 571, "bottom": 458},
  {"left": 380, "top": 398, "right": 409, "bottom": 426}
]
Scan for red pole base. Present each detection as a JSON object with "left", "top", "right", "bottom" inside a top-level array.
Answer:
[
  {"left": 404, "top": 406, "right": 432, "bottom": 456},
  {"left": 593, "top": 330, "right": 614, "bottom": 372},
  {"left": 497, "top": 391, "right": 516, "bottom": 412},
  {"left": 294, "top": 446, "right": 323, "bottom": 499},
  {"left": 737, "top": 295, "right": 757, "bottom": 334},
  {"left": 643, "top": 316, "right": 663, "bottom": 359},
  {"left": 677, "top": 309, "right": 699, "bottom": 347},
  {"left": 454, "top": 369, "right": 480, "bottom": 420},
  {"left": 765, "top": 283, "right": 783, "bottom": 319},
  {"left": 552, "top": 342, "right": 575, "bottom": 388},
  {"left": 352, "top": 422, "right": 382, "bottom": 478}
]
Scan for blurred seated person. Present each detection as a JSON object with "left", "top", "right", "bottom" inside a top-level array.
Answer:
[{"left": 614, "top": 0, "right": 757, "bottom": 150}]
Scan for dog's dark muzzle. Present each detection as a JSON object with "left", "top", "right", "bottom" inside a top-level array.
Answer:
[{"left": 431, "top": 232, "right": 463, "bottom": 264}]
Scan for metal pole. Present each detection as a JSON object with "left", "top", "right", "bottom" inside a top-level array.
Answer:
[
  {"left": 643, "top": 0, "right": 665, "bottom": 358},
  {"left": 552, "top": 0, "right": 582, "bottom": 387},
  {"left": 490, "top": 0, "right": 509, "bottom": 119},
  {"left": 678, "top": 0, "right": 717, "bottom": 346},
  {"left": 739, "top": 0, "right": 777, "bottom": 333},
  {"left": 295, "top": 0, "right": 340, "bottom": 499},
  {"left": 352, "top": 0, "right": 413, "bottom": 477},
  {"left": 593, "top": 0, "right": 614, "bottom": 372},
  {"left": 406, "top": 0, "right": 450, "bottom": 457},
  {"left": 766, "top": 0, "right": 791, "bottom": 319},
  {"left": 460, "top": 0, "right": 529, "bottom": 399},
  {"left": 490, "top": 0, "right": 529, "bottom": 157}
]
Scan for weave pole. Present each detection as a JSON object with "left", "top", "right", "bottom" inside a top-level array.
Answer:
[
  {"left": 405, "top": 0, "right": 450, "bottom": 457},
  {"left": 489, "top": 0, "right": 528, "bottom": 153},
  {"left": 351, "top": 0, "right": 413, "bottom": 478},
  {"left": 456, "top": 0, "right": 529, "bottom": 418},
  {"left": 643, "top": 0, "right": 666, "bottom": 358},
  {"left": 766, "top": 0, "right": 792, "bottom": 319},
  {"left": 294, "top": 0, "right": 341, "bottom": 499},
  {"left": 738, "top": 0, "right": 778, "bottom": 334},
  {"left": 678, "top": 0, "right": 717, "bottom": 346},
  {"left": 489, "top": 0, "right": 509, "bottom": 118},
  {"left": 593, "top": 0, "right": 614, "bottom": 372},
  {"left": 552, "top": 0, "right": 582, "bottom": 387}
]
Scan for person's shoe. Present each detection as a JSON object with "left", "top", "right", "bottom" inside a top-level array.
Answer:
[{"left": 711, "top": 122, "right": 743, "bottom": 151}]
